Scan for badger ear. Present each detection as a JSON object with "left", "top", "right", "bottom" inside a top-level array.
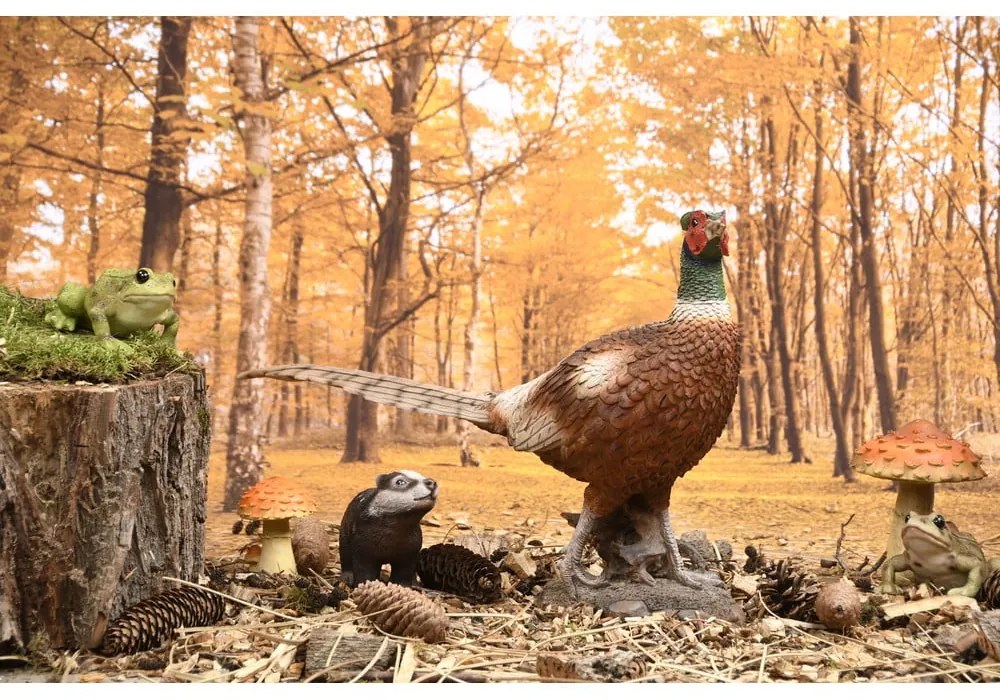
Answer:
[{"left": 680, "top": 212, "right": 693, "bottom": 231}]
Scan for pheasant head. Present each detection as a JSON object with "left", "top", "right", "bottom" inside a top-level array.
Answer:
[{"left": 681, "top": 210, "right": 728, "bottom": 260}]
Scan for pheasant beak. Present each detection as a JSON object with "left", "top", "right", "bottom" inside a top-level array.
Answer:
[{"left": 706, "top": 213, "right": 729, "bottom": 256}]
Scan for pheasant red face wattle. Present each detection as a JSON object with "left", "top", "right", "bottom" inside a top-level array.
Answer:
[{"left": 682, "top": 210, "right": 728, "bottom": 257}]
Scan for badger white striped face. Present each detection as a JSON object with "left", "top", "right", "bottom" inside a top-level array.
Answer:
[{"left": 372, "top": 470, "right": 438, "bottom": 515}]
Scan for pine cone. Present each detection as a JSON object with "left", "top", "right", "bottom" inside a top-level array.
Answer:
[
  {"left": 102, "top": 586, "right": 226, "bottom": 655},
  {"left": 745, "top": 558, "right": 820, "bottom": 623},
  {"left": 978, "top": 568, "right": 1000, "bottom": 610},
  {"left": 417, "top": 543, "right": 503, "bottom": 603},
  {"left": 352, "top": 580, "right": 449, "bottom": 643},
  {"left": 245, "top": 519, "right": 261, "bottom": 536}
]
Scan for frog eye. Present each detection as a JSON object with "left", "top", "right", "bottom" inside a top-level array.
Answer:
[
  {"left": 136, "top": 268, "right": 151, "bottom": 284},
  {"left": 903, "top": 513, "right": 911, "bottom": 523},
  {"left": 932, "top": 514, "right": 946, "bottom": 529}
]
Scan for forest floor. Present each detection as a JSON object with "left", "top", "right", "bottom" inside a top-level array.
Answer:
[
  {"left": 11, "top": 430, "right": 1000, "bottom": 683},
  {"left": 205, "top": 430, "right": 1000, "bottom": 568}
]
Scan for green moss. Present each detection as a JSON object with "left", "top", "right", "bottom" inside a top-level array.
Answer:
[
  {"left": 197, "top": 406, "right": 213, "bottom": 435},
  {"left": 0, "top": 286, "right": 192, "bottom": 383}
]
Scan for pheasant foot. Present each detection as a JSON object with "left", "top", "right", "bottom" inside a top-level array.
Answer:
[
  {"left": 560, "top": 504, "right": 607, "bottom": 590},
  {"left": 658, "top": 511, "right": 703, "bottom": 589}
]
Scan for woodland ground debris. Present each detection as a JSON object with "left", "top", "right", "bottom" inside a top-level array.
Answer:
[{"left": 10, "top": 530, "right": 999, "bottom": 683}]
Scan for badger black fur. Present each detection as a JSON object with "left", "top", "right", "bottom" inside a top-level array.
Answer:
[{"left": 338, "top": 470, "right": 438, "bottom": 586}]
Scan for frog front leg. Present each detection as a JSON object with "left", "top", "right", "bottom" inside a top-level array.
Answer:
[
  {"left": 85, "top": 302, "right": 116, "bottom": 341},
  {"left": 158, "top": 310, "right": 180, "bottom": 346},
  {"left": 880, "top": 553, "right": 911, "bottom": 594},
  {"left": 947, "top": 557, "right": 985, "bottom": 597},
  {"left": 45, "top": 282, "right": 87, "bottom": 332}
]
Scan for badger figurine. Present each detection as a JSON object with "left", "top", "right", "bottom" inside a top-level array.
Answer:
[{"left": 338, "top": 470, "right": 438, "bottom": 587}]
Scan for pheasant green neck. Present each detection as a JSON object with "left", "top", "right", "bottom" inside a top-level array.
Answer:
[{"left": 676, "top": 245, "right": 727, "bottom": 302}]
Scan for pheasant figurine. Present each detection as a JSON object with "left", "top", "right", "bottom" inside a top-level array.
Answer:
[{"left": 242, "top": 210, "right": 740, "bottom": 590}]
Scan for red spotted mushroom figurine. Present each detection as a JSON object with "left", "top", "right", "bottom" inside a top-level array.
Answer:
[{"left": 238, "top": 476, "right": 317, "bottom": 574}]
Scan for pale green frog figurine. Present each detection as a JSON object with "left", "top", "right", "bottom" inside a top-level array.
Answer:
[
  {"left": 45, "top": 268, "right": 180, "bottom": 346},
  {"left": 882, "top": 511, "right": 996, "bottom": 597}
]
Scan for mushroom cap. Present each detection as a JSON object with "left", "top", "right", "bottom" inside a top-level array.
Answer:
[
  {"left": 851, "top": 419, "right": 985, "bottom": 483},
  {"left": 237, "top": 475, "right": 317, "bottom": 520}
]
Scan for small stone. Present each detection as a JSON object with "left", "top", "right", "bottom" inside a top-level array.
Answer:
[{"left": 608, "top": 600, "right": 650, "bottom": 617}]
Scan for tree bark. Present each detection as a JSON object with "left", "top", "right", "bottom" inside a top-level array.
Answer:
[
  {"left": 85, "top": 82, "right": 106, "bottom": 285},
  {"left": 760, "top": 113, "right": 808, "bottom": 462},
  {"left": 223, "top": 16, "right": 273, "bottom": 510},
  {"left": 0, "top": 17, "right": 29, "bottom": 283},
  {"left": 847, "top": 16, "right": 897, "bottom": 434},
  {"left": 808, "top": 103, "right": 853, "bottom": 481},
  {"left": 278, "top": 226, "right": 304, "bottom": 438},
  {"left": 139, "top": 16, "right": 193, "bottom": 273},
  {"left": 342, "top": 17, "right": 436, "bottom": 463},
  {"left": 0, "top": 373, "right": 211, "bottom": 652}
]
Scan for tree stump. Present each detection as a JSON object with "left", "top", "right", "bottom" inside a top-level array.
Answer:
[{"left": 0, "top": 372, "right": 211, "bottom": 652}]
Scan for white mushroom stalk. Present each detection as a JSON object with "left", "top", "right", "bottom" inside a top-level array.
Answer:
[{"left": 257, "top": 517, "right": 296, "bottom": 574}]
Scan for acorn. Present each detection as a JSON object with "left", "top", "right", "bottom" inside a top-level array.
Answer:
[{"left": 815, "top": 578, "right": 861, "bottom": 630}]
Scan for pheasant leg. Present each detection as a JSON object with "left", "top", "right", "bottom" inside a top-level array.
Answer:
[
  {"left": 560, "top": 505, "right": 605, "bottom": 590},
  {"left": 658, "top": 511, "right": 703, "bottom": 589}
]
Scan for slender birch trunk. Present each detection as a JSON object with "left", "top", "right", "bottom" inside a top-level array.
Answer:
[{"left": 223, "top": 16, "right": 273, "bottom": 510}]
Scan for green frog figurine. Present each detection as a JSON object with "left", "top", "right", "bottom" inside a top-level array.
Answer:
[
  {"left": 45, "top": 268, "right": 180, "bottom": 346},
  {"left": 881, "top": 511, "right": 996, "bottom": 598}
]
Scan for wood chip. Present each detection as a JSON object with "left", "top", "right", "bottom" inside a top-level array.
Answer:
[{"left": 881, "top": 594, "right": 980, "bottom": 619}]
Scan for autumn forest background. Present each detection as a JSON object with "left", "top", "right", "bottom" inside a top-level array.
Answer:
[{"left": 2, "top": 16, "right": 999, "bottom": 513}]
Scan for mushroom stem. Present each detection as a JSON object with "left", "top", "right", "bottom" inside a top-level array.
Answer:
[
  {"left": 257, "top": 517, "right": 298, "bottom": 574},
  {"left": 885, "top": 481, "right": 935, "bottom": 562}
]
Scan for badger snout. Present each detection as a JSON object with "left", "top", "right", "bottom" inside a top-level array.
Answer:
[{"left": 414, "top": 478, "right": 437, "bottom": 501}]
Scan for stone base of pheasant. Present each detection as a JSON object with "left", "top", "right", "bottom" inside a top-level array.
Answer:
[
  {"left": 551, "top": 504, "right": 741, "bottom": 619},
  {"left": 539, "top": 576, "right": 740, "bottom": 621}
]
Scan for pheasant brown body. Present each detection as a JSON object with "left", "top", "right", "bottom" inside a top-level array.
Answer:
[
  {"left": 500, "top": 314, "right": 740, "bottom": 517},
  {"left": 243, "top": 210, "right": 739, "bottom": 589}
]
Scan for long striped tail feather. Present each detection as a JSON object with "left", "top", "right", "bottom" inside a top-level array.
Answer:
[{"left": 240, "top": 364, "right": 492, "bottom": 425}]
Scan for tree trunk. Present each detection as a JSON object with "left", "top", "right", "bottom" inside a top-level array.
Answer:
[
  {"left": 459, "top": 199, "right": 483, "bottom": 467},
  {"left": 808, "top": 103, "right": 853, "bottom": 481},
  {"left": 0, "top": 373, "right": 211, "bottom": 652},
  {"left": 392, "top": 240, "right": 415, "bottom": 437},
  {"left": 139, "top": 16, "right": 193, "bottom": 273},
  {"left": 969, "top": 17, "right": 1000, "bottom": 392},
  {"left": 211, "top": 208, "right": 224, "bottom": 422},
  {"left": 223, "top": 16, "right": 273, "bottom": 510},
  {"left": 342, "top": 17, "right": 435, "bottom": 463},
  {"left": 847, "top": 16, "right": 897, "bottom": 434},
  {"left": 0, "top": 17, "right": 29, "bottom": 282},
  {"left": 278, "top": 226, "right": 304, "bottom": 438},
  {"left": 85, "top": 82, "right": 106, "bottom": 285},
  {"left": 761, "top": 114, "right": 808, "bottom": 462}
]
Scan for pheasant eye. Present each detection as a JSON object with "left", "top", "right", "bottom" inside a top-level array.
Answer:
[
  {"left": 933, "top": 514, "right": 946, "bottom": 529},
  {"left": 903, "top": 513, "right": 911, "bottom": 523}
]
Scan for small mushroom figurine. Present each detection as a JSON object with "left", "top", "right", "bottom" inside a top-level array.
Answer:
[
  {"left": 851, "top": 419, "right": 984, "bottom": 568},
  {"left": 237, "top": 476, "right": 318, "bottom": 574}
]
